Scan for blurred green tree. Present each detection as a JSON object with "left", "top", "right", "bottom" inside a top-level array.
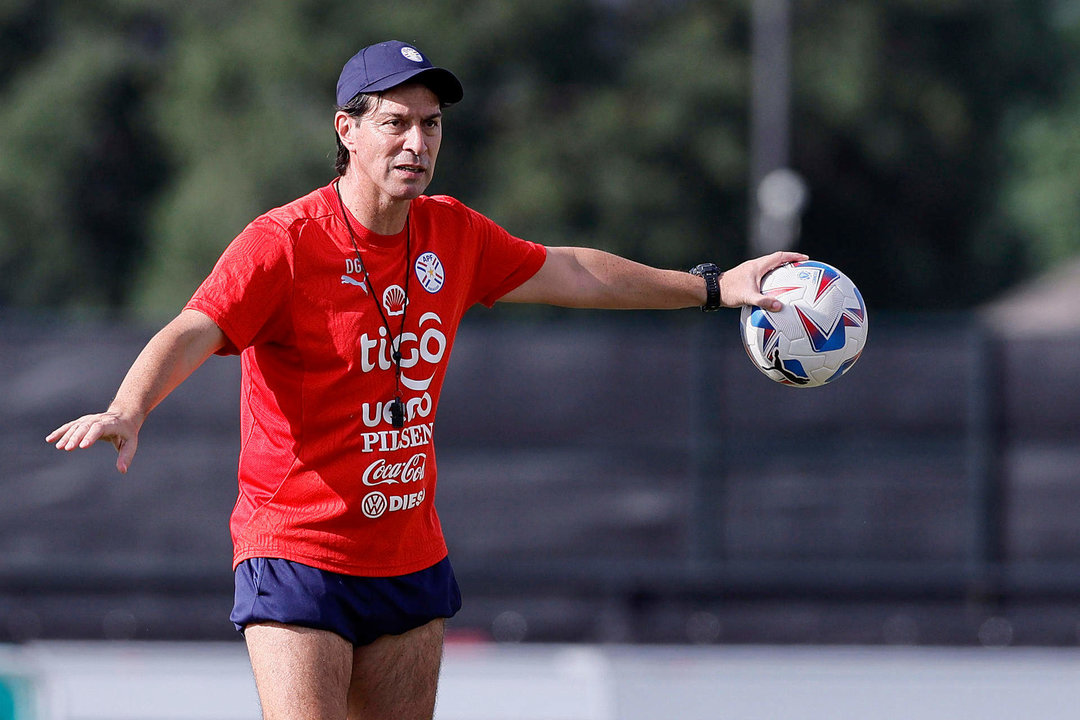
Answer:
[
  {"left": 992, "top": 2, "right": 1080, "bottom": 271},
  {"left": 0, "top": 1, "right": 167, "bottom": 311},
  {"left": 791, "top": 0, "right": 1071, "bottom": 309},
  {"left": 0, "top": 0, "right": 1075, "bottom": 317}
]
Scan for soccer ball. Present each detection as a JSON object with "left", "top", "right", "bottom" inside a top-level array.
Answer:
[{"left": 739, "top": 260, "right": 868, "bottom": 387}]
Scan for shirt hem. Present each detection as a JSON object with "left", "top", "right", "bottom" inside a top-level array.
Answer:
[{"left": 232, "top": 546, "right": 450, "bottom": 578}]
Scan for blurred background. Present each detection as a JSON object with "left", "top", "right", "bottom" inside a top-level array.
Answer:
[{"left": 2, "top": 0, "right": 1080, "bottom": 718}]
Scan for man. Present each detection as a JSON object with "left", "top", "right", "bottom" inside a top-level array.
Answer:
[{"left": 48, "top": 41, "right": 806, "bottom": 719}]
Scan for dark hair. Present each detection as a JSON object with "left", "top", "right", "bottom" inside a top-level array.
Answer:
[{"left": 334, "top": 93, "right": 376, "bottom": 176}]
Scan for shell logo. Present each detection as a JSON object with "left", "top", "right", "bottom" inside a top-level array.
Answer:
[{"left": 382, "top": 285, "right": 409, "bottom": 317}]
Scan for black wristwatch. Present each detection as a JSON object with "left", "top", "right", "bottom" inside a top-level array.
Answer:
[{"left": 689, "top": 262, "right": 723, "bottom": 312}]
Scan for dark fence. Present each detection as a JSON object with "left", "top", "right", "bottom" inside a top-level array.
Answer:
[{"left": 1, "top": 312, "right": 1077, "bottom": 645}]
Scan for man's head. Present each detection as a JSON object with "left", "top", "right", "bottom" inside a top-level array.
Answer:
[
  {"left": 335, "top": 41, "right": 462, "bottom": 177},
  {"left": 334, "top": 83, "right": 444, "bottom": 208}
]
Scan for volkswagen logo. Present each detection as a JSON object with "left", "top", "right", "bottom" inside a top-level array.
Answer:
[{"left": 361, "top": 491, "right": 388, "bottom": 519}]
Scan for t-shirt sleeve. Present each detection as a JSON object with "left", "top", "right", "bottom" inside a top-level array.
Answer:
[
  {"left": 464, "top": 206, "right": 547, "bottom": 308},
  {"left": 184, "top": 217, "right": 294, "bottom": 355}
]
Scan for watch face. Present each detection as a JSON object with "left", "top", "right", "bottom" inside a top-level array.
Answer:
[{"left": 694, "top": 263, "right": 718, "bottom": 277}]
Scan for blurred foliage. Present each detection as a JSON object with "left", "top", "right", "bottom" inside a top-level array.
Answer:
[
  {"left": 994, "top": 1, "right": 1080, "bottom": 271},
  {"left": 0, "top": 0, "right": 1076, "bottom": 318}
]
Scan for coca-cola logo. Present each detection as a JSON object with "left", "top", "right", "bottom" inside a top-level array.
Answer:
[{"left": 362, "top": 453, "right": 427, "bottom": 486}]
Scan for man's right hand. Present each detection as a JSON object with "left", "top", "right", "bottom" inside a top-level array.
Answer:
[
  {"left": 44, "top": 308, "right": 226, "bottom": 475},
  {"left": 47, "top": 410, "right": 142, "bottom": 474}
]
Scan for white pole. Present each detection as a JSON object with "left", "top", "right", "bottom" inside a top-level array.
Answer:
[{"left": 749, "top": 0, "right": 807, "bottom": 256}]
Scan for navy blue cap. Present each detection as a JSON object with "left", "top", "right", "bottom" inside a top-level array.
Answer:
[{"left": 336, "top": 41, "right": 463, "bottom": 107}]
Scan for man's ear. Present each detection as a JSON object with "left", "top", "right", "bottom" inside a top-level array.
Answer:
[{"left": 334, "top": 111, "right": 356, "bottom": 150}]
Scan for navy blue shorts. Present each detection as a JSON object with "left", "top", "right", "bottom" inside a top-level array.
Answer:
[{"left": 230, "top": 557, "right": 462, "bottom": 646}]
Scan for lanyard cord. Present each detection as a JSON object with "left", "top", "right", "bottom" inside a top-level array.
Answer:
[{"left": 334, "top": 180, "right": 412, "bottom": 425}]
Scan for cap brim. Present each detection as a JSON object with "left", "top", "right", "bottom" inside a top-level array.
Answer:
[{"left": 355, "top": 67, "right": 463, "bottom": 106}]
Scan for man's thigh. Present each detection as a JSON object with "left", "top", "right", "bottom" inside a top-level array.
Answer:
[
  {"left": 244, "top": 621, "right": 353, "bottom": 720},
  {"left": 348, "top": 618, "right": 446, "bottom": 720}
]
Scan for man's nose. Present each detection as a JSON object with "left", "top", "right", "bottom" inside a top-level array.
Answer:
[{"left": 402, "top": 124, "right": 427, "bottom": 157}]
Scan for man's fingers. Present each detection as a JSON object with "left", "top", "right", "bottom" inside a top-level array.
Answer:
[
  {"left": 79, "top": 421, "right": 109, "bottom": 449},
  {"left": 742, "top": 252, "right": 809, "bottom": 310},
  {"left": 754, "top": 252, "right": 809, "bottom": 278},
  {"left": 116, "top": 438, "right": 136, "bottom": 474},
  {"left": 53, "top": 422, "right": 91, "bottom": 451},
  {"left": 742, "top": 292, "right": 783, "bottom": 312},
  {"left": 45, "top": 422, "right": 70, "bottom": 443},
  {"left": 49, "top": 415, "right": 96, "bottom": 448},
  {"left": 45, "top": 423, "right": 74, "bottom": 445},
  {"left": 48, "top": 414, "right": 129, "bottom": 455},
  {"left": 49, "top": 415, "right": 137, "bottom": 474},
  {"left": 767, "top": 251, "right": 809, "bottom": 268},
  {"left": 47, "top": 418, "right": 93, "bottom": 447},
  {"left": 756, "top": 295, "right": 783, "bottom": 312}
]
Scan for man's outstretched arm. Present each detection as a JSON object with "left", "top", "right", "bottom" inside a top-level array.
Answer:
[
  {"left": 500, "top": 246, "right": 808, "bottom": 311},
  {"left": 46, "top": 308, "right": 227, "bottom": 474}
]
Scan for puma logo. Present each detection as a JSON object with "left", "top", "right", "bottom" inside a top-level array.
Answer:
[{"left": 341, "top": 275, "right": 368, "bottom": 293}]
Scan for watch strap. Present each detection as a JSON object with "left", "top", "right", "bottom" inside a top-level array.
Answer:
[{"left": 689, "top": 262, "right": 723, "bottom": 312}]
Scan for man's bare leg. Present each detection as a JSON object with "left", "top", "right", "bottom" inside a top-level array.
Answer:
[
  {"left": 347, "top": 618, "right": 446, "bottom": 720},
  {"left": 245, "top": 622, "right": 353, "bottom": 720}
]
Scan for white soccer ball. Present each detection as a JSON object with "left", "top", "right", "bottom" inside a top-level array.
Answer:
[{"left": 739, "top": 260, "right": 868, "bottom": 387}]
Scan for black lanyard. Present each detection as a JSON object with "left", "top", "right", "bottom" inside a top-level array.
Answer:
[{"left": 334, "top": 180, "right": 411, "bottom": 428}]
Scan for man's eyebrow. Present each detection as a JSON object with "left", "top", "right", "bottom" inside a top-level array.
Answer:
[{"left": 374, "top": 109, "right": 443, "bottom": 121}]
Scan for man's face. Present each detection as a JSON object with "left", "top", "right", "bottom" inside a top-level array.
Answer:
[{"left": 344, "top": 83, "right": 443, "bottom": 204}]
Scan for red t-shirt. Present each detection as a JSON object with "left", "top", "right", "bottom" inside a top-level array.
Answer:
[{"left": 185, "top": 182, "right": 546, "bottom": 576}]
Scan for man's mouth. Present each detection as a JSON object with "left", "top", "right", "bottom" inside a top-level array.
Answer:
[{"left": 395, "top": 164, "right": 426, "bottom": 175}]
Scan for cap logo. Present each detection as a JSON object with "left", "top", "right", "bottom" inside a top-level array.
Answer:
[{"left": 400, "top": 47, "right": 424, "bottom": 63}]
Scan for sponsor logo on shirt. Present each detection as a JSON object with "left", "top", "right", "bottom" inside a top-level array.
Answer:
[
  {"left": 362, "top": 452, "right": 427, "bottom": 486},
  {"left": 361, "top": 489, "right": 426, "bottom": 519},
  {"left": 359, "top": 312, "right": 447, "bottom": 428},
  {"left": 362, "top": 395, "right": 433, "bottom": 428},
  {"left": 359, "top": 312, "right": 445, "bottom": 377},
  {"left": 340, "top": 275, "right": 368, "bottom": 292},
  {"left": 342, "top": 259, "right": 369, "bottom": 292},
  {"left": 361, "top": 423, "right": 434, "bottom": 453},
  {"left": 382, "top": 285, "right": 408, "bottom": 316}
]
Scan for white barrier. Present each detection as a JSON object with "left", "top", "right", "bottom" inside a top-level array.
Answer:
[{"left": 5, "top": 641, "right": 1080, "bottom": 720}]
